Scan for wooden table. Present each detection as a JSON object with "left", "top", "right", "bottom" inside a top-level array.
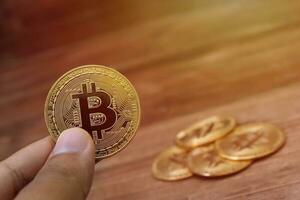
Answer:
[{"left": 1, "top": 1, "right": 300, "bottom": 199}]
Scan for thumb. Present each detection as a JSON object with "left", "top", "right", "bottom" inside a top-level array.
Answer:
[{"left": 15, "top": 128, "right": 95, "bottom": 200}]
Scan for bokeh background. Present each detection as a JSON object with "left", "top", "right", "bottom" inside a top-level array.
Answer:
[{"left": 1, "top": 1, "right": 300, "bottom": 199}]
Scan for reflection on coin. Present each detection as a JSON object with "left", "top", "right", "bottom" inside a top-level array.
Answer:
[
  {"left": 187, "top": 144, "right": 252, "bottom": 177},
  {"left": 215, "top": 123, "right": 285, "bottom": 160},
  {"left": 152, "top": 146, "right": 193, "bottom": 181},
  {"left": 175, "top": 116, "right": 236, "bottom": 149},
  {"left": 45, "top": 65, "right": 141, "bottom": 159}
]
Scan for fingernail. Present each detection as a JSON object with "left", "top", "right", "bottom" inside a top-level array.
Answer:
[{"left": 52, "top": 128, "right": 91, "bottom": 156}]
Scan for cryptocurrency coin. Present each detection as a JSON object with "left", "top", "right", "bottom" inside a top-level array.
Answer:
[
  {"left": 45, "top": 65, "right": 141, "bottom": 159},
  {"left": 175, "top": 116, "right": 236, "bottom": 149},
  {"left": 152, "top": 146, "right": 193, "bottom": 181},
  {"left": 215, "top": 123, "right": 285, "bottom": 160},
  {"left": 187, "top": 144, "right": 252, "bottom": 177}
]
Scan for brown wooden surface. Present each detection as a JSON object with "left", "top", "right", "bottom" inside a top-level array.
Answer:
[{"left": 1, "top": 1, "right": 300, "bottom": 199}]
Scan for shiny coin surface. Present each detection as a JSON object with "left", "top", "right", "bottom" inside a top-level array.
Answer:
[
  {"left": 187, "top": 144, "right": 252, "bottom": 177},
  {"left": 152, "top": 146, "right": 193, "bottom": 181},
  {"left": 215, "top": 123, "right": 285, "bottom": 160},
  {"left": 45, "top": 65, "right": 141, "bottom": 159},
  {"left": 175, "top": 116, "right": 236, "bottom": 149}
]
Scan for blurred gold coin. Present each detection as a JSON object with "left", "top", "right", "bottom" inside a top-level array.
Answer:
[
  {"left": 45, "top": 65, "right": 141, "bottom": 159},
  {"left": 215, "top": 123, "right": 285, "bottom": 160},
  {"left": 187, "top": 144, "right": 252, "bottom": 177},
  {"left": 152, "top": 146, "right": 193, "bottom": 181},
  {"left": 175, "top": 116, "right": 236, "bottom": 149}
]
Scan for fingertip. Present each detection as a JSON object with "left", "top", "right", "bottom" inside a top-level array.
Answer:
[
  {"left": 61, "top": 127, "right": 91, "bottom": 139},
  {"left": 52, "top": 128, "right": 95, "bottom": 157}
]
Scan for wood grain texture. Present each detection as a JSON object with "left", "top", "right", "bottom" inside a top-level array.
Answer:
[{"left": 1, "top": 1, "right": 300, "bottom": 199}]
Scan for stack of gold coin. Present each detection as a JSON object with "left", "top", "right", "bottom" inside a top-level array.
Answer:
[{"left": 152, "top": 116, "right": 286, "bottom": 181}]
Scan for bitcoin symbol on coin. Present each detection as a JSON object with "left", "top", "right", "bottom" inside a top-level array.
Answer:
[
  {"left": 202, "top": 152, "right": 223, "bottom": 168},
  {"left": 190, "top": 123, "right": 214, "bottom": 138},
  {"left": 169, "top": 152, "right": 188, "bottom": 165},
  {"left": 191, "top": 120, "right": 228, "bottom": 138},
  {"left": 72, "top": 82, "right": 118, "bottom": 141},
  {"left": 231, "top": 130, "right": 268, "bottom": 151}
]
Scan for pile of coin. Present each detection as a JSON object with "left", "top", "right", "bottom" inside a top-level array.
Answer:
[{"left": 152, "top": 116, "right": 286, "bottom": 181}]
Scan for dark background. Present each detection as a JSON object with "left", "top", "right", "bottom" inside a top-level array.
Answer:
[{"left": 1, "top": 1, "right": 300, "bottom": 199}]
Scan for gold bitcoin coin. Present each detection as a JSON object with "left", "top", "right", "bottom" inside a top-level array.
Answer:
[
  {"left": 152, "top": 146, "right": 193, "bottom": 181},
  {"left": 44, "top": 65, "right": 141, "bottom": 159},
  {"left": 215, "top": 123, "right": 285, "bottom": 160},
  {"left": 175, "top": 116, "right": 236, "bottom": 149},
  {"left": 187, "top": 144, "right": 252, "bottom": 177}
]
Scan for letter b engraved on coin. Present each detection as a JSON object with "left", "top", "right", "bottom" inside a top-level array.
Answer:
[
  {"left": 191, "top": 120, "right": 227, "bottom": 139},
  {"left": 231, "top": 130, "right": 268, "bottom": 151},
  {"left": 72, "top": 82, "right": 117, "bottom": 142},
  {"left": 202, "top": 152, "right": 223, "bottom": 168}
]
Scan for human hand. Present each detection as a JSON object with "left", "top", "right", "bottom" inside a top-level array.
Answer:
[{"left": 0, "top": 128, "right": 95, "bottom": 200}]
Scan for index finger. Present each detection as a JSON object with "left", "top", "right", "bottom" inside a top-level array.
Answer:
[{"left": 0, "top": 136, "right": 54, "bottom": 200}]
